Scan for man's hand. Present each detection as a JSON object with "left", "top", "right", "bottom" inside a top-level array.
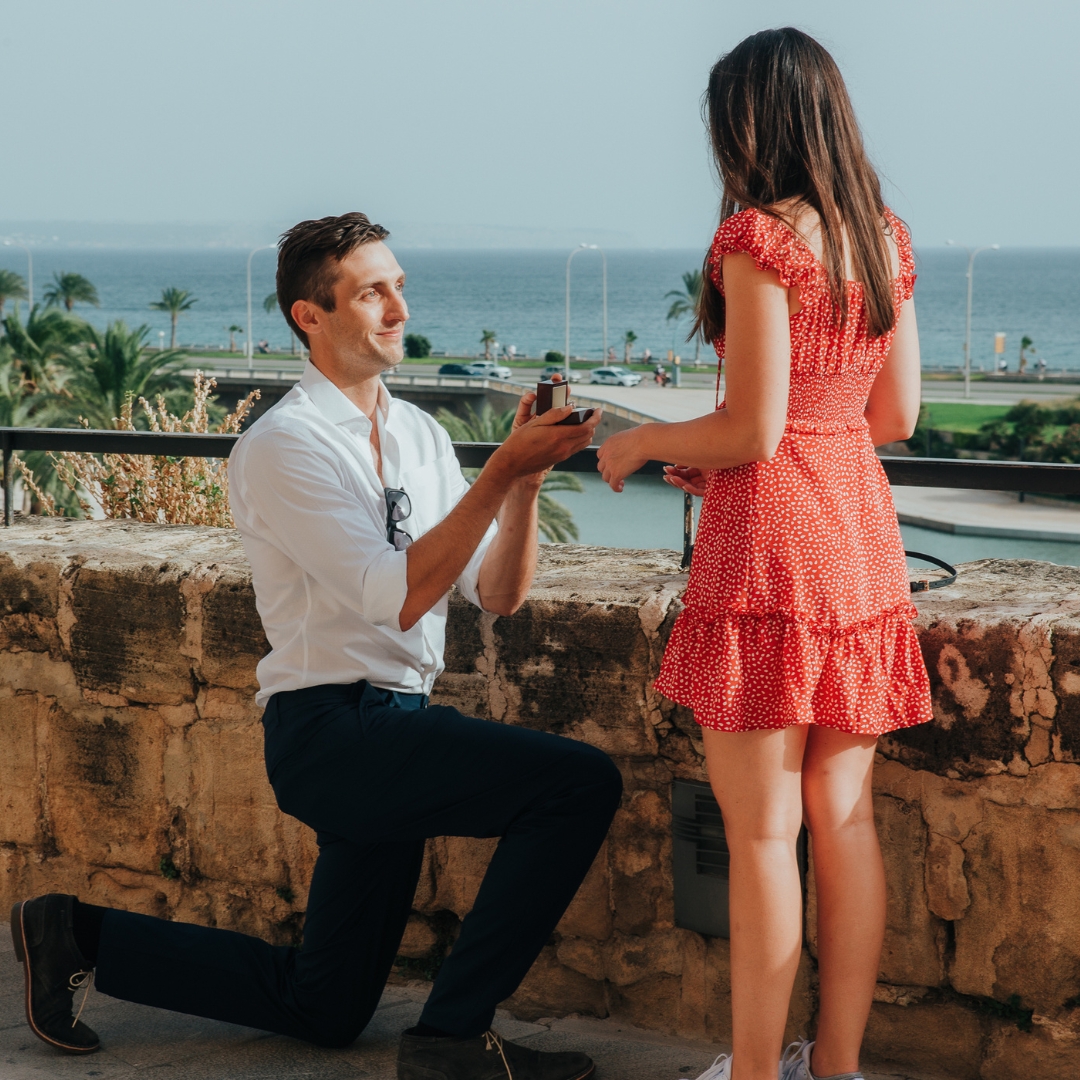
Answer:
[
  {"left": 490, "top": 398, "right": 601, "bottom": 484},
  {"left": 596, "top": 427, "right": 650, "bottom": 492},
  {"left": 398, "top": 395, "right": 600, "bottom": 631}
]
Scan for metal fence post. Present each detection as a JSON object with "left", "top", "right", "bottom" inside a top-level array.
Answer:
[
  {"left": 681, "top": 491, "right": 694, "bottom": 570},
  {"left": 2, "top": 431, "right": 12, "bottom": 527}
]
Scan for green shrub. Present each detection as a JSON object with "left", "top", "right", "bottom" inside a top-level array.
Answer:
[{"left": 405, "top": 333, "right": 432, "bottom": 358}]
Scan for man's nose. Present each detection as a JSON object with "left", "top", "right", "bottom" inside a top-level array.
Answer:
[{"left": 386, "top": 294, "right": 409, "bottom": 324}]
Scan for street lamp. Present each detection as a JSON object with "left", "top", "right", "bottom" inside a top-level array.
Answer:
[
  {"left": 565, "top": 244, "right": 607, "bottom": 381},
  {"left": 246, "top": 244, "right": 277, "bottom": 369},
  {"left": 946, "top": 239, "right": 999, "bottom": 399},
  {"left": 3, "top": 239, "right": 32, "bottom": 310}
]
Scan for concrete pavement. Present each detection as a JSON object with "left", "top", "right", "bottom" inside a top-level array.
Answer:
[{"left": 2, "top": 924, "right": 940, "bottom": 1080}]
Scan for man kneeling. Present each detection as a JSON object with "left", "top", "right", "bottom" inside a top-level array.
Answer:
[{"left": 11, "top": 213, "right": 619, "bottom": 1080}]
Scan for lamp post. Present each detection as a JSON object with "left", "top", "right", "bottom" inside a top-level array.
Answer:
[
  {"left": 246, "top": 244, "right": 277, "bottom": 369},
  {"left": 946, "top": 240, "right": 999, "bottom": 399},
  {"left": 3, "top": 239, "right": 32, "bottom": 310},
  {"left": 565, "top": 244, "right": 607, "bottom": 381}
]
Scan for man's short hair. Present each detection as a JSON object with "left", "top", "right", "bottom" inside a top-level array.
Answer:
[{"left": 276, "top": 212, "right": 390, "bottom": 346}]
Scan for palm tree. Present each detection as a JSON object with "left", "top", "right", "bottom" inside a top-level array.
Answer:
[
  {"left": 43, "top": 272, "right": 99, "bottom": 312},
  {"left": 58, "top": 321, "right": 187, "bottom": 430},
  {"left": 480, "top": 329, "right": 497, "bottom": 360},
  {"left": 434, "top": 403, "right": 584, "bottom": 541},
  {"left": 150, "top": 287, "right": 197, "bottom": 349},
  {"left": 623, "top": 330, "right": 638, "bottom": 365},
  {"left": 1019, "top": 335, "right": 1035, "bottom": 375},
  {"left": 1, "top": 305, "right": 88, "bottom": 394},
  {"left": 665, "top": 269, "right": 704, "bottom": 363},
  {"left": 227, "top": 325, "right": 243, "bottom": 353},
  {"left": 0, "top": 269, "right": 28, "bottom": 318}
]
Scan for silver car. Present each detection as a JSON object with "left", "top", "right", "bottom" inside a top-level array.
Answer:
[
  {"left": 589, "top": 366, "right": 643, "bottom": 387},
  {"left": 540, "top": 364, "right": 583, "bottom": 383}
]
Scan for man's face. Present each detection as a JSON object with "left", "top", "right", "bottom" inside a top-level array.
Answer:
[{"left": 302, "top": 241, "right": 408, "bottom": 374}]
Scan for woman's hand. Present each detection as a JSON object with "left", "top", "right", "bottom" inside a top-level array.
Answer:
[
  {"left": 663, "top": 465, "right": 710, "bottom": 496},
  {"left": 597, "top": 428, "right": 650, "bottom": 492}
]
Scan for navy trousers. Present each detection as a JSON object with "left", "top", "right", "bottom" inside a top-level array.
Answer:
[{"left": 95, "top": 680, "right": 622, "bottom": 1047}]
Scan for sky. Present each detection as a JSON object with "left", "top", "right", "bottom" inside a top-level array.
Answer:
[{"left": 0, "top": 0, "right": 1076, "bottom": 248}]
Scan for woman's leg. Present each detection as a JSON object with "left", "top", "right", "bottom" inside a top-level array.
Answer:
[
  {"left": 703, "top": 726, "right": 809, "bottom": 1080},
  {"left": 800, "top": 726, "right": 884, "bottom": 1077}
]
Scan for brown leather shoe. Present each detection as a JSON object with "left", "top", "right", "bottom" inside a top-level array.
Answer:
[{"left": 10, "top": 894, "right": 100, "bottom": 1054}]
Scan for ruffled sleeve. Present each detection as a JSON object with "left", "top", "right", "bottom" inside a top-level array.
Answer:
[
  {"left": 707, "top": 208, "right": 814, "bottom": 294},
  {"left": 884, "top": 208, "right": 916, "bottom": 301}
]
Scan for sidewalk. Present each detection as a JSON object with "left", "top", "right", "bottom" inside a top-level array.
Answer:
[
  {"left": 1, "top": 924, "right": 934, "bottom": 1080},
  {"left": 891, "top": 486, "right": 1080, "bottom": 541}
]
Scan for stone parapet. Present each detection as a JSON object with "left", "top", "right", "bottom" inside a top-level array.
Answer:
[{"left": 1, "top": 519, "right": 1078, "bottom": 1078}]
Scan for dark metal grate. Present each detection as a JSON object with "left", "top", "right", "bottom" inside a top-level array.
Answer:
[
  {"left": 671, "top": 779, "right": 808, "bottom": 940},
  {"left": 672, "top": 790, "right": 730, "bottom": 876}
]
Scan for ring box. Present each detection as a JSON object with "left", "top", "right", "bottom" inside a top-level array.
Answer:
[{"left": 536, "top": 378, "right": 595, "bottom": 425}]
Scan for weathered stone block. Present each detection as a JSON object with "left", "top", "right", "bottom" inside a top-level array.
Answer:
[
  {"left": 863, "top": 1000, "right": 984, "bottom": 1079},
  {"left": 874, "top": 793, "right": 945, "bottom": 988},
  {"left": 953, "top": 798, "right": 1080, "bottom": 1010},
  {"left": 980, "top": 1015, "right": 1080, "bottom": 1080},
  {"left": 3, "top": 522, "right": 1080, "bottom": 1078}
]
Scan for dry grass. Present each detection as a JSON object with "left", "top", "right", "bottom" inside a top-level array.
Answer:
[{"left": 19, "top": 372, "right": 258, "bottom": 527}]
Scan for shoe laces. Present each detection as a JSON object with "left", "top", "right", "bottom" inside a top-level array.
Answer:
[
  {"left": 483, "top": 1030, "right": 514, "bottom": 1080},
  {"left": 69, "top": 969, "right": 94, "bottom": 1028},
  {"left": 690, "top": 1053, "right": 732, "bottom": 1080}
]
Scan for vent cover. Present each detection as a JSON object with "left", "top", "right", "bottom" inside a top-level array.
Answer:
[{"left": 671, "top": 779, "right": 808, "bottom": 939}]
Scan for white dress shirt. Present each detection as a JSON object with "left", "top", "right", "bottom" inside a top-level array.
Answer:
[{"left": 229, "top": 361, "right": 496, "bottom": 705}]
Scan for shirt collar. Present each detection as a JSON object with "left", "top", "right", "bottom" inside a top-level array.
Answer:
[{"left": 299, "top": 360, "right": 392, "bottom": 429}]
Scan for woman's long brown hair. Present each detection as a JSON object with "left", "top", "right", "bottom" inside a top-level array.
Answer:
[{"left": 693, "top": 28, "right": 896, "bottom": 342}]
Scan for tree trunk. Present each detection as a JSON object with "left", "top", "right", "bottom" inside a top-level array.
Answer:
[{"left": 170, "top": 313, "right": 178, "bottom": 349}]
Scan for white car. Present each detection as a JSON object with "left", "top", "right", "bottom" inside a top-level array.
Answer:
[
  {"left": 463, "top": 360, "right": 513, "bottom": 380},
  {"left": 540, "top": 364, "right": 583, "bottom": 383},
  {"left": 589, "top": 366, "right": 643, "bottom": 387}
]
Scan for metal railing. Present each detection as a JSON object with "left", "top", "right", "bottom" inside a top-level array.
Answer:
[{"left": 5, "top": 427, "right": 1080, "bottom": 570}]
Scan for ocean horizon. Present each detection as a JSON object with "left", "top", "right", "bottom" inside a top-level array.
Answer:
[{"left": 1, "top": 244, "right": 1077, "bottom": 372}]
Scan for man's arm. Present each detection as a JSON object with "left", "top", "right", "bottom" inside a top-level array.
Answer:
[{"left": 398, "top": 400, "right": 600, "bottom": 631}]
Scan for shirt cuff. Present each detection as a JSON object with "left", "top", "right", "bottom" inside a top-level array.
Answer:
[{"left": 361, "top": 548, "right": 410, "bottom": 630}]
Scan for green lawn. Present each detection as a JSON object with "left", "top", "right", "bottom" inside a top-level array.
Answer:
[{"left": 921, "top": 403, "right": 1011, "bottom": 433}]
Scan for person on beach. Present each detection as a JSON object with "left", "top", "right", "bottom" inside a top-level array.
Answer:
[
  {"left": 11, "top": 212, "right": 617, "bottom": 1080},
  {"left": 597, "top": 29, "right": 932, "bottom": 1080}
]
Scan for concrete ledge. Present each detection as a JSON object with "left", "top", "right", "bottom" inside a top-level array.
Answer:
[{"left": 2, "top": 519, "right": 1080, "bottom": 1078}]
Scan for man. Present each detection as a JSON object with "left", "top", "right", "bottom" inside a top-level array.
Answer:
[{"left": 11, "top": 213, "right": 620, "bottom": 1080}]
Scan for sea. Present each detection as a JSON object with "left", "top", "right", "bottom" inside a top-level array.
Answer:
[
  {"left": 1, "top": 245, "right": 1078, "bottom": 371},
  {"left": 3, "top": 243, "right": 1080, "bottom": 564}
]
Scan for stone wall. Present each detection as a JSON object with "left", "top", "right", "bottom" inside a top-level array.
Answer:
[{"left": 1, "top": 518, "right": 1078, "bottom": 1079}]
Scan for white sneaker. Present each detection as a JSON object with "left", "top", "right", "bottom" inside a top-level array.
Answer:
[
  {"left": 780, "top": 1039, "right": 814, "bottom": 1080},
  {"left": 688, "top": 1053, "right": 733, "bottom": 1080},
  {"left": 779, "top": 1039, "right": 865, "bottom": 1080}
]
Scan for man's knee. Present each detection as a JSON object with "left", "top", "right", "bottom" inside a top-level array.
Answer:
[
  {"left": 560, "top": 741, "right": 623, "bottom": 813},
  {"left": 301, "top": 1010, "right": 370, "bottom": 1049}
]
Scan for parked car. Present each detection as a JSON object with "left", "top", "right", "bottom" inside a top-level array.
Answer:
[
  {"left": 589, "top": 366, "right": 643, "bottom": 387},
  {"left": 438, "top": 363, "right": 473, "bottom": 376},
  {"left": 540, "top": 364, "right": 583, "bottom": 383},
  {"left": 463, "top": 360, "right": 513, "bottom": 379}
]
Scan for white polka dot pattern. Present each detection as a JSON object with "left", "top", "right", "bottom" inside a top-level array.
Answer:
[{"left": 655, "top": 208, "right": 933, "bottom": 736}]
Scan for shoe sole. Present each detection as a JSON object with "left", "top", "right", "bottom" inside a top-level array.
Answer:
[{"left": 10, "top": 902, "right": 100, "bottom": 1055}]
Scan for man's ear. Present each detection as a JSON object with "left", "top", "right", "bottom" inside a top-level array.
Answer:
[{"left": 292, "top": 298, "right": 323, "bottom": 339}]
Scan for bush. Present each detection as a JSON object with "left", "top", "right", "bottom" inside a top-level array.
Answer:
[
  {"left": 405, "top": 333, "right": 432, "bottom": 358},
  {"left": 544, "top": 351, "right": 565, "bottom": 366},
  {"left": 19, "top": 372, "right": 259, "bottom": 527}
]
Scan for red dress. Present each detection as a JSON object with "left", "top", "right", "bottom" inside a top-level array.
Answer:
[{"left": 655, "top": 208, "right": 933, "bottom": 736}]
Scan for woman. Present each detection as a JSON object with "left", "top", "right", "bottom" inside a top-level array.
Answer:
[{"left": 597, "top": 28, "right": 932, "bottom": 1080}]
